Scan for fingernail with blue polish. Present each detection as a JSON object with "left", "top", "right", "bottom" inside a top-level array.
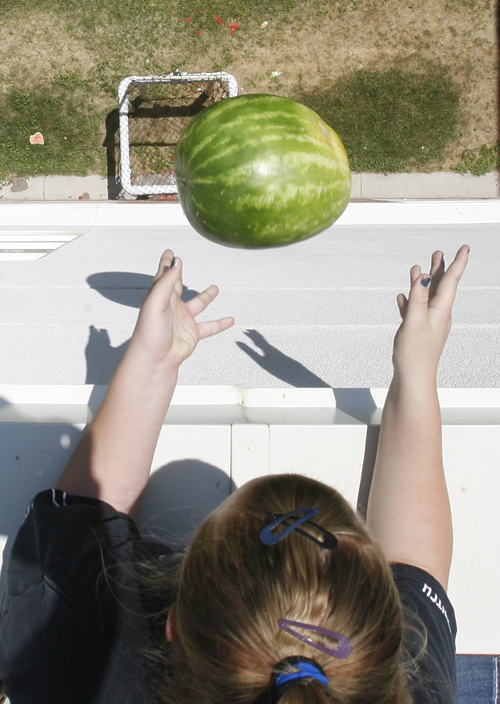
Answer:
[{"left": 421, "top": 277, "right": 431, "bottom": 288}]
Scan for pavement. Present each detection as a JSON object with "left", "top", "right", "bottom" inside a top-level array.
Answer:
[
  {"left": 0, "top": 199, "right": 499, "bottom": 389},
  {"left": 1, "top": 171, "right": 499, "bottom": 201}
]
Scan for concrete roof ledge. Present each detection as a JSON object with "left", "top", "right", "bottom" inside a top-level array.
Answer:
[
  {"left": 2, "top": 384, "right": 499, "bottom": 408},
  {"left": 0, "top": 197, "right": 500, "bottom": 227}
]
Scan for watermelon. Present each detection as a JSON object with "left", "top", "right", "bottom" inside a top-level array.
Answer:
[{"left": 174, "top": 94, "right": 351, "bottom": 248}]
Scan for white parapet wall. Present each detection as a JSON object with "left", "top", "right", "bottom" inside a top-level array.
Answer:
[
  {"left": 1, "top": 199, "right": 500, "bottom": 227},
  {"left": 0, "top": 385, "right": 499, "bottom": 654}
]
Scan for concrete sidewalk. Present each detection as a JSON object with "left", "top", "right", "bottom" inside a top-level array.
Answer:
[{"left": 1, "top": 171, "right": 499, "bottom": 201}]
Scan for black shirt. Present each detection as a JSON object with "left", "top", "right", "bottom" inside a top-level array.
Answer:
[
  {"left": 0, "top": 490, "right": 457, "bottom": 703},
  {"left": 391, "top": 563, "right": 457, "bottom": 704},
  {"left": 0, "top": 489, "right": 173, "bottom": 704}
]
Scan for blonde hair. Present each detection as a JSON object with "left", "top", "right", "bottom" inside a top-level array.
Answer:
[{"left": 142, "top": 474, "right": 414, "bottom": 704}]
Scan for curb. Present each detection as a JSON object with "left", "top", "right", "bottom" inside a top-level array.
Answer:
[{"left": 1, "top": 172, "right": 499, "bottom": 201}]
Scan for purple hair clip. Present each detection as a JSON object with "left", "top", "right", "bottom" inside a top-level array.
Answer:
[
  {"left": 259, "top": 507, "right": 338, "bottom": 551},
  {"left": 278, "top": 619, "right": 352, "bottom": 660}
]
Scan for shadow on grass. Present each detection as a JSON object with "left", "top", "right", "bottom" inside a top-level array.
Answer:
[
  {"left": 103, "top": 107, "right": 121, "bottom": 199},
  {"left": 298, "top": 65, "right": 460, "bottom": 173}
]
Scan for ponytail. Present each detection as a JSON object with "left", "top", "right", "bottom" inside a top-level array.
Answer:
[{"left": 278, "top": 684, "right": 333, "bottom": 704}]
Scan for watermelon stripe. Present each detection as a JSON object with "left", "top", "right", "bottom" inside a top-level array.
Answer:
[
  {"left": 188, "top": 125, "right": 332, "bottom": 156},
  {"left": 193, "top": 151, "right": 346, "bottom": 181},
  {"left": 192, "top": 151, "right": 346, "bottom": 187},
  {"left": 175, "top": 94, "right": 351, "bottom": 248}
]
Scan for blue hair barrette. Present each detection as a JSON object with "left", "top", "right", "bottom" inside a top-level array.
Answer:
[{"left": 259, "top": 507, "right": 338, "bottom": 551}]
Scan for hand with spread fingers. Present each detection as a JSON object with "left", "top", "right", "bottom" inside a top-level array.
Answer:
[
  {"left": 392, "top": 244, "right": 469, "bottom": 384},
  {"left": 129, "top": 249, "right": 235, "bottom": 371}
]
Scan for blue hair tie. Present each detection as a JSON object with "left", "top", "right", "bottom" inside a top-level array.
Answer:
[
  {"left": 269, "top": 655, "right": 328, "bottom": 702},
  {"left": 276, "top": 661, "right": 329, "bottom": 692}
]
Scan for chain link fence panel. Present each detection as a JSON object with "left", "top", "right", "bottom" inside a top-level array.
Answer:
[{"left": 117, "top": 72, "right": 239, "bottom": 199}]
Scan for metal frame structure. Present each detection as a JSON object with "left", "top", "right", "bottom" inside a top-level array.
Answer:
[{"left": 117, "top": 71, "right": 239, "bottom": 197}]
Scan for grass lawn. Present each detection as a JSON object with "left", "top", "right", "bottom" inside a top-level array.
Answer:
[{"left": 0, "top": 0, "right": 498, "bottom": 182}]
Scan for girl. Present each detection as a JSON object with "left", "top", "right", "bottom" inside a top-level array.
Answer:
[{"left": 0, "top": 245, "right": 469, "bottom": 704}]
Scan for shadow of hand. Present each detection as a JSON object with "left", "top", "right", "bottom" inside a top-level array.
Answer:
[{"left": 237, "top": 329, "right": 330, "bottom": 388}]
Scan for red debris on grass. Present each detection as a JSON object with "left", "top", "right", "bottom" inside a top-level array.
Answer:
[
  {"left": 214, "top": 14, "right": 223, "bottom": 23},
  {"left": 230, "top": 22, "right": 240, "bottom": 32},
  {"left": 195, "top": 30, "right": 202, "bottom": 34},
  {"left": 30, "top": 132, "right": 44, "bottom": 145},
  {"left": 260, "top": 21, "right": 268, "bottom": 28},
  {"left": 186, "top": 17, "right": 192, "bottom": 22}
]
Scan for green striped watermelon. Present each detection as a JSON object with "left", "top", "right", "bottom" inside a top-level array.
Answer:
[{"left": 174, "top": 94, "right": 351, "bottom": 248}]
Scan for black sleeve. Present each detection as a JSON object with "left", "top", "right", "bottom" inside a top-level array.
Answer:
[
  {"left": 391, "top": 563, "right": 457, "bottom": 704},
  {"left": 0, "top": 489, "right": 174, "bottom": 704}
]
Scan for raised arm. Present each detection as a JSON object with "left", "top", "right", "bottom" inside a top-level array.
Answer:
[
  {"left": 366, "top": 245, "right": 469, "bottom": 590},
  {"left": 56, "top": 250, "right": 234, "bottom": 519}
]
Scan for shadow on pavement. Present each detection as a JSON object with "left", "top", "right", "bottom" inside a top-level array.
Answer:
[
  {"left": 236, "top": 329, "right": 380, "bottom": 515},
  {"left": 237, "top": 329, "right": 331, "bottom": 388},
  {"left": 85, "top": 272, "right": 199, "bottom": 383}
]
